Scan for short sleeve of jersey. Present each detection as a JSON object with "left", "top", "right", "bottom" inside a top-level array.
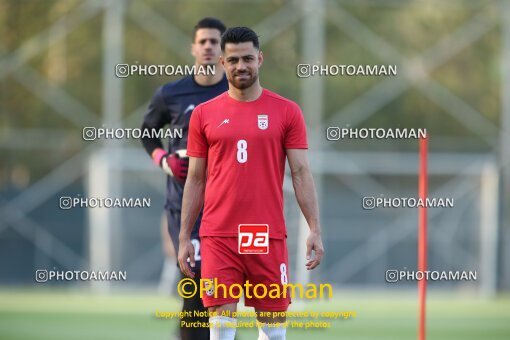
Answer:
[
  {"left": 187, "top": 106, "right": 208, "bottom": 158},
  {"left": 284, "top": 102, "right": 308, "bottom": 149}
]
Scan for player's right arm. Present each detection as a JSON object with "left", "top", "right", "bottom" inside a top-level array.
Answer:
[
  {"left": 178, "top": 156, "right": 207, "bottom": 278},
  {"left": 140, "top": 86, "right": 189, "bottom": 183}
]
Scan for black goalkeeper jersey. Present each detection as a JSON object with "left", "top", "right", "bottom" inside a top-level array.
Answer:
[{"left": 141, "top": 74, "right": 228, "bottom": 211}]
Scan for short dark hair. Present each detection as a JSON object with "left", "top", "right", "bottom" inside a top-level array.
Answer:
[
  {"left": 193, "top": 17, "right": 226, "bottom": 41},
  {"left": 221, "top": 27, "right": 260, "bottom": 51}
]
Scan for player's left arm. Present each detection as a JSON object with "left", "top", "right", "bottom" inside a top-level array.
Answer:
[{"left": 287, "top": 148, "right": 324, "bottom": 270}]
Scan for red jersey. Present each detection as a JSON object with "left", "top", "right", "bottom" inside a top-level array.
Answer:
[{"left": 187, "top": 88, "right": 308, "bottom": 239}]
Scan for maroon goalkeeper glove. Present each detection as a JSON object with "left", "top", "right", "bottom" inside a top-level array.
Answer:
[{"left": 152, "top": 148, "right": 189, "bottom": 183}]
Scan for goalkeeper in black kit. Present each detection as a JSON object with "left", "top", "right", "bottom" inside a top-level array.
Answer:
[{"left": 140, "top": 17, "right": 228, "bottom": 340}]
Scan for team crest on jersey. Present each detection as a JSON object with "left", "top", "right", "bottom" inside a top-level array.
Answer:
[
  {"left": 258, "top": 114, "right": 268, "bottom": 130},
  {"left": 203, "top": 279, "right": 215, "bottom": 296}
]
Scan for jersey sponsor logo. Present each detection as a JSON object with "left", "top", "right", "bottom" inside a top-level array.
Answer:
[
  {"left": 258, "top": 114, "right": 268, "bottom": 130},
  {"left": 238, "top": 224, "right": 269, "bottom": 254},
  {"left": 217, "top": 118, "right": 230, "bottom": 128},
  {"left": 184, "top": 104, "right": 195, "bottom": 115}
]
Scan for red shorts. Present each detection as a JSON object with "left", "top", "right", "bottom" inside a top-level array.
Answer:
[{"left": 200, "top": 236, "right": 291, "bottom": 311}]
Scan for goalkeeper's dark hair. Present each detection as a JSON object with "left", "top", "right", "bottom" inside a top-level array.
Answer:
[
  {"left": 193, "top": 17, "right": 226, "bottom": 41},
  {"left": 221, "top": 27, "right": 260, "bottom": 51}
]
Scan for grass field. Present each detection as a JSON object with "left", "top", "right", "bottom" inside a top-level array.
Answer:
[{"left": 0, "top": 288, "right": 509, "bottom": 340}]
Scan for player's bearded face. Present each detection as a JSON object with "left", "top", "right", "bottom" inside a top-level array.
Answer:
[
  {"left": 222, "top": 42, "right": 262, "bottom": 90},
  {"left": 192, "top": 28, "right": 222, "bottom": 66}
]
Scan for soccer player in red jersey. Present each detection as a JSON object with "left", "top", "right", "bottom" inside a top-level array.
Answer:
[{"left": 178, "top": 27, "right": 324, "bottom": 340}]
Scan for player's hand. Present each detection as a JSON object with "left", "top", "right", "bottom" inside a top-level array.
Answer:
[
  {"left": 178, "top": 238, "right": 196, "bottom": 278},
  {"left": 305, "top": 231, "right": 324, "bottom": 270},
  {"left": 161, "top": 152, "right": 189, "bottom": 183}
]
